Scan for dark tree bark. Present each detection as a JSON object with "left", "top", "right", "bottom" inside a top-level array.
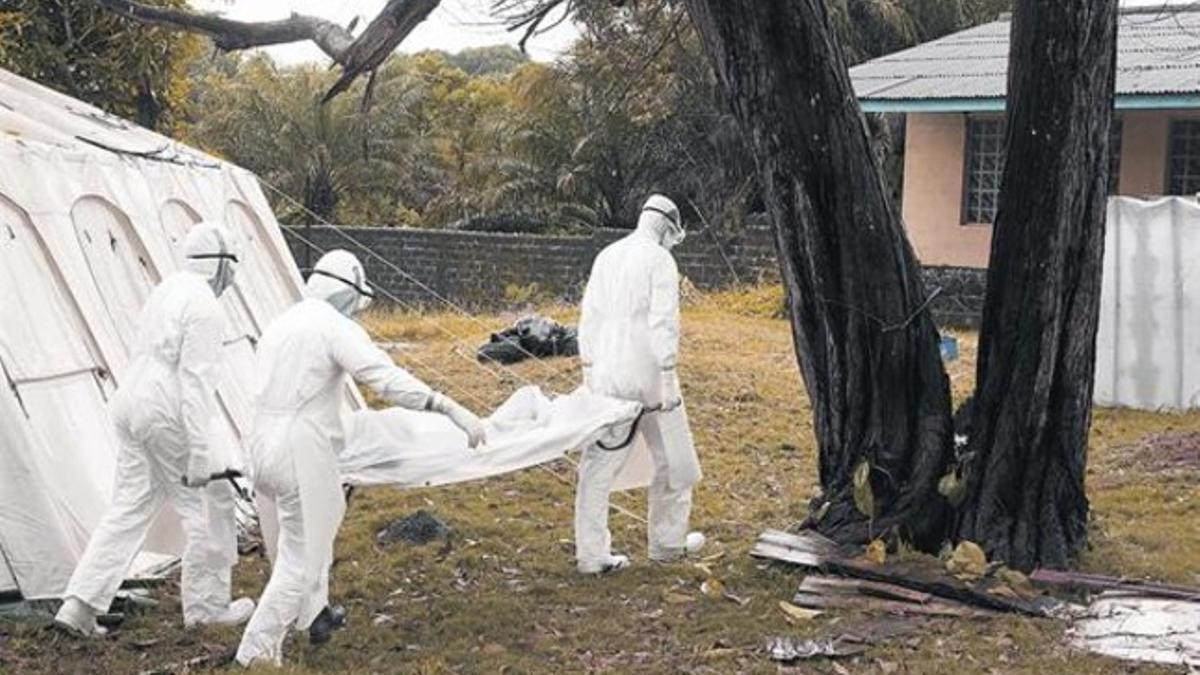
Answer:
[
  {"left": 957, "top": 0, "right": 1118, "bottom": 570},
  {"left": 682, "top": 0, "right": 953, "bottom": 548}
]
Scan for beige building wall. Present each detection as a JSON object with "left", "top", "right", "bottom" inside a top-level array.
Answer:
[
  {"left": 901, "top": 114, "right": 991, "bottom": 268},
  {"left": 901, "top": 109, "right": 1200, "bottom": 269}
]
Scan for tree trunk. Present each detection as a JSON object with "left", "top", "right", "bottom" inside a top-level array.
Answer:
[
  {"left": 957, "top": 0, "right": 1117, "bottom": 570},
  {"left": 683, "top": 0, "right": 953, "bottom": 548}
]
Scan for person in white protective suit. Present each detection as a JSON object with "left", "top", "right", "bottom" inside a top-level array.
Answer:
[
  {"left": 236, "top": 249, "right": 487, "bottom": 667},
  {"left": 575, "top": 194, "right": 705, "bottom": 575},
  {"left": 54, "top": 222, "right": 255, "bottom": 637}
]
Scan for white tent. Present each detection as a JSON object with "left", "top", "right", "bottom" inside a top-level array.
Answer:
[
  {"left": 1096, "top": 197, "right": 1200, "bottom": 410},
  {"left": 0, "top": 66, "right": 648, "bottom": 603},
  {"left": 0, "top": 67, "right": 305, "bottom": 600}
]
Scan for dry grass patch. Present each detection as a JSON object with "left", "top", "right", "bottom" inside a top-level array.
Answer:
[{"left": 2, "top": 287, "right": 1197, "bottom": 674}]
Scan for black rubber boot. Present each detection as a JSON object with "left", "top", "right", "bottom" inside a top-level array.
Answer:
[{"left": 308, "top": 605, "right": 347, "bottom": 646}]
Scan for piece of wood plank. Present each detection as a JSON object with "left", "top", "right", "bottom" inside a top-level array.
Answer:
[
  {"left": 759, "top": 529, "right": 847, "bottom": 557},
  {"left": 750, "top": 541, "right": 824, "bottom": 568},
  {"left": 799, "top": 575, "right": 934, "bottom": 604},
  {"left": 754, "top": 530, "right": 1045, "bottom": 616},
  {"left": 1031, "top": 569, "right": 1200, "bottom": 601},
  {"left": 791, "top": 591, "right": 995, "bottom": 618}
]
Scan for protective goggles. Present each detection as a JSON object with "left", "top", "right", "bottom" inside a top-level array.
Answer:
[
  {"left": 643, "top": 204, "right": 685, "bottom": 247},
  {"left": 187, "top": 252, "right": 240, "bottom": 262},
  {"left": 311, "top": 267, "right": 376, "bottom": 311}
]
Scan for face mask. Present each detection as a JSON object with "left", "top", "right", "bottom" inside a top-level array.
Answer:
[
  {"left": 643, "top": 204, "right": 685, "bottom": 250},
  {"left": 311, "top": 268, "right": 375, "bottom": 317},
  {"left": 188, "top": 252, "right": 239, "bottom": 297},
  {"left": 663, "top": 223, "right": 686, "bottom": 249}
]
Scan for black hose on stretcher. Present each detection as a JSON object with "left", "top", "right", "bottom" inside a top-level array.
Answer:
[
  {"left": 182, "top": 468, "right": 252, "bottom": 502},
  {"left": 596, "top": 403, "right": 666, "bottom": 451}
]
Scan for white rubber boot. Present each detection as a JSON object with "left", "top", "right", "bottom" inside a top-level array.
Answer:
[
  {"left": 54, "top": 597, "right": 108, "bottom": 638},
  {"left": 578, "top": 553, "right": 630, "bottom": 575},
  {"left": 650, "top": 532, "right": 707, "bottom": 563},
  {"left": 187, "top": 597, "right": 256, "bottom": 628},
  {"left": 210, "top": 597, "right": 256, "bottom": 626}
]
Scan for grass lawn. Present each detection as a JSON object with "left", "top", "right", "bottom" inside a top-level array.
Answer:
[{"left": 3, "top": 287, "right": 1198, "bottom": 674}]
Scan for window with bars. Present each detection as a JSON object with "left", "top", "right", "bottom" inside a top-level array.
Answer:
[
  {"left": 962, "top": 117, "right": 1004, "bottom": 224},
  {"left": 961, "top": 116, "right": 1123, "bottom": 223},
  {"left": 1168, "top": 119, "right": 1200, "bottom": 196}
]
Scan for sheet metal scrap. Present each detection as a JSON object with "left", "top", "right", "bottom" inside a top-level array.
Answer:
[
  {"left": 766, "top": 635, "right": 866, "bottom": 662},
  {"left": 1069, "top": 594, "right": 1200, "bottom": 667},
  {"left": 751, "top": 529, "right": 1047, "bottom": 617}
]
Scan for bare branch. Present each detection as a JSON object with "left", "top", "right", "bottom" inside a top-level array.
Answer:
[
  {"left": 89, "top": 0, "right": 439, "bottom": 102},
  {"left": 322, "top": 0, "right": 440, "bottom": 102},
  {"left": 89, "top": 0, "right": 357, "bottom": 62},
  {"left": 492, "top": 0, "right": 573, "bottom": 52}
]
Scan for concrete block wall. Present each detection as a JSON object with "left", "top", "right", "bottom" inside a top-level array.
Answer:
[
  {"left": 282, "top": 225, "right": 987, "bottom": 325},
  {"left": 283, "top": 225, "right": 779, "bottom": 310},
  {"left": 922, "top": 266, "right": 988, "bottom": 328}
]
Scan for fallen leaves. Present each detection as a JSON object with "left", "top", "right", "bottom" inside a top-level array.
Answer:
[
  {"left": 778, "top": 600, "right": 824, "bottom": 622},
  {"left": 853, "top": 460, "right": 875, "bottom": 518},
  {"left": 863, "top": 539, "right": 887, "bottom": 566},
  {"left": 663, "top": 591, "right": 694, "bottom": 605},
  {"left": 700, "top": 578, "right": 724, "bottom": 599},
  {"left": 946, "top": 541, "right": 988, "bottom": 581}
]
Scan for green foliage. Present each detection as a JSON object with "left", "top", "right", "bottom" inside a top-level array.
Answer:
[
  {"left": 186, "top": 53, "right": 440, "bottom": 225},
  {"left": 180, "top": 0, "right": 1012, "bottom": 230},
  {"left": 443, "top": 44, "right": 530, "bottom": 77},
  {"left": 0, "top": 0, "right": 203, "bottom": 132}
]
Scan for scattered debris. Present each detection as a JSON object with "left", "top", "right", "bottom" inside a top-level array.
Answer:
[
  {"left": 376, "top": 510, "right": 452, "bottom": 547},
  {"left": 129, "top": 637, "right": 161, "bottom": 650},
  {"left": 778, "top": 600, "right": 823, "bottom": 622},
  {"left": 723, "top": 590, "right": 753, "bottom": 606},
  {"left": 1031, "top": 568, "right": 1200, "bottom": 602},
  {"left": 863, "top": 538, "right": 887, "bottom": 565},
  {"left": 700, "top": 578, "right": 724, "bottom": 599},
  {"left": 663, "top": 591, "right": 694, "bottom": 605},
  {"left": 137, "top": 646, "right": 235, "bottom": 675},
  {"left": 766, "top": 618, "right": 922, "bottom": 663},
  {"left": 1069, "top": 594, "right": 1200, "bottom": 666},
  {"left": 945, "top": 541, "right": 988, "bottom": 581},
  {"left": 751, "top": 529, "right": 1048, "bottom": 616},
  {"left": 755, "top": 529, "right": 1200, "bottom": 669},
  {"left": 766, "top": 635, "right": 866, "bottom": 662},
  {"left": 476, "top": 315, "right": 578, "bottom": 364}
]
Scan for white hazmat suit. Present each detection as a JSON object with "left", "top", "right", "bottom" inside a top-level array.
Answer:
[
  {"left": 54, "top": 223, "right": 254, "bottom": 636},
  {"left": 575, "top": 195, "right": 704, "bottom": 574},
  {"left": 236, "top": 249, "right": 486, "bottom": 667}
]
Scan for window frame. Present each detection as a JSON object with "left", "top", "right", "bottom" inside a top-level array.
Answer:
[
  {"left": 960, "top": 114, "right": 1006, "bottom": 226},
  {"left": 1165, "top": 118, "right": 1200, "bottom": 197}
]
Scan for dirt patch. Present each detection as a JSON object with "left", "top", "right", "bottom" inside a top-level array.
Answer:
[{"left": 1112, "top": 431, "right": 1200, "bottom": 473}]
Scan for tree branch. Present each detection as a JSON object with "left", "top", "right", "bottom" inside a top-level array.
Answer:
[
  {"left": 322, "top": 0, "right": 439, "bottom": 102},
  {"left": 88, "top": 0, "right": 439, "bottom": 102},
  {"left": 90, "top": 0, "right": 356, "bottom": 61}
]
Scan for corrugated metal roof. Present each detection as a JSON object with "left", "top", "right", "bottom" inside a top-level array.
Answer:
[{"left": 850, "top": 8, "right": 1200, "bottom": 105}]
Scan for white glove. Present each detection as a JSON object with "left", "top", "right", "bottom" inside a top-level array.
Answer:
[
  {"left": 660, "top": 369, "right": 683, "bottom": 412},
  {"left": 183, "top": 449, "right": 211, "bottom": 488},
  {"left": 430, "top": 394, "right": 487, "bottom": 449},
  {"left": 582, "top": 364, "right": 594, "bottom": 391}
]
